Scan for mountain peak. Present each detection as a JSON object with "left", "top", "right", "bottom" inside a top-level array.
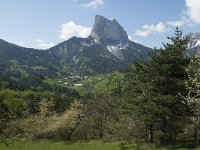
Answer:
[{"left": 90, "top": 15, "right": 129, "bottom": 43}]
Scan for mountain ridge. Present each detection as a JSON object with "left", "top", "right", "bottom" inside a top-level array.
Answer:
[
  {"left": 44, "top": 15, "right": 153, "bottom": 75},
  {"left": 186, "top": 32, "right": 200, "bottom": 56},
  {"left": 0, "top": 15, "right": 153, "bottom": 77}
]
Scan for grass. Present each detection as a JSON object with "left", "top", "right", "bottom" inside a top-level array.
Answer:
[
  {"left": 44, "top": 73, "right": 111, "bottom": 96},
  {"left": 74, "top": 73, "right": 111, "bottom": 95},
  {"left": 1, "top": 140, "right": 200, "bottom": 150},
  {"left": 32, "top": 66, "right": 48, "bottom": 70},
  {"left": 0, "top": 141, "right": 120, "bottom": 150}
]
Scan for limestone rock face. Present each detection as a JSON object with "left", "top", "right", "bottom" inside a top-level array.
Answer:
[
  {"left": 187, "top": 32, "right": 200, "bottom": 49},
  {"left": 90, "top": 15, "right": 129, "bottom": 43},
  {"left": 0, "top": 15, "right": 152, "bottom": 76}
]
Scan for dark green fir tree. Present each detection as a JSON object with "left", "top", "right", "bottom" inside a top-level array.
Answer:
[{"left": 128, "top": 28, "right": 193, "bottom": 145}]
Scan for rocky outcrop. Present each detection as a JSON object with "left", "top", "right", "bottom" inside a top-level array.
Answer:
[
  {"left": 0, "top": 15, "right": 152, "bottom": 76},
  {"left": 187, "top": 32, "right": 200, "bottom": 49},
  {"left": 90, "top": 15, "right": 129, "bottom": 43}
]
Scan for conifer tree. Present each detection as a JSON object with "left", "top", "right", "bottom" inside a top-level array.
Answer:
[{"left": 129, "top": 28, "right": 192, "bottom": 145}]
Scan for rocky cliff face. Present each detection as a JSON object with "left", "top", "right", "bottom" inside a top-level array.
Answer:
[
  {"left": 186, "top": 32, "right": 200, "bottom": 56},
  {"left": 187, "top": 32, "right": 200, "bottom": 49},
  {"left": 0, "top": 15, "right": 152, "bottom": 76},
  {"left": 90, "top": 15, "right": 129, "bottom": 44},
  {"left": 47, "top": 15, "right": 152, "bottom": 75}
]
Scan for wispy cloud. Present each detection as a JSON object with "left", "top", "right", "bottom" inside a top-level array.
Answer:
[
  {"left": 135, "top": 22, "right": 170, "bottom": 37},
  {"left": 168, "top": 0, "right": 200, "bottom": 27},
  {"left": 59, "top": 21, "right": 91, "bottom": 40},
  {"left": 82, "top": 0, "right": 105, "bottom": 9},
  {"left": 135, "top": 0, "right": 200, "bottom": 38},
  {"left": 186, "top": 0, "right": 200, "bottom": 24},
  {"left": 167, "top": 16, "right": 191, "bottom": 27},
  {"left": 36, "top": 39, "right": 54, "bottom": 49}
]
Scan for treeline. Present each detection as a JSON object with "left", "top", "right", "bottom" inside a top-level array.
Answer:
[
  {"left": 0, "top": 28, "right": 200, "bottom": 147},
  {"left": 0, "top": 74, "right": 79, "bottom": 95}
]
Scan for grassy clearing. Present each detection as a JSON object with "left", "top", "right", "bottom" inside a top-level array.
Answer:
[
  {"left": 44, "top": 74, "right": 111, "bottom": 96},
  {"left": 0, "top": 141, "right": 200, "bottom": 150},
  {"left": 0, "top": 141, "right": 120, "bottom": 150}
]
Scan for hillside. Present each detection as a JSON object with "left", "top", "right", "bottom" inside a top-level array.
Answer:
[{"left": 0, "top": 15, "right": 152, "bottom": 78}]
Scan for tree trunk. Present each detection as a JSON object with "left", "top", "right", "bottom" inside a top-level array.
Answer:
[
  {"left": 147, "top": 124, "right": 153, "bottom": 143},
  {"left": 194, "top": 122, "right": 198, "bottom": 146},
  {"left": 160, "top": 118, "right": 167, "bottom": 145},
  {"left": 67, "top": 123, "right": 80, "bottom": 140}
]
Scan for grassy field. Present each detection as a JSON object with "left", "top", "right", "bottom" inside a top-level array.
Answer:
[
  {"left": 0, "top": 141, "right": 200, "bottom": 150},
  {"left": 0, "top": 141, "right": 120, "bottom": 150},
  {"left": 44, "top": 73, "right": 111, "bottom": 96}
]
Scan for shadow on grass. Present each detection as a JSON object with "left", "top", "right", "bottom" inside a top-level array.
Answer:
[
  {"left": 119, "top": 143, "right": 140, "bottom": 150},
  {"left": 165, "top": 143, "right": 198, "bottom": 150},
  {"left": 118, "top": 142, "right": 199, "bottom": 150}
]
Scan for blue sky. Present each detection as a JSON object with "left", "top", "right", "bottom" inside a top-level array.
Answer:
[{"left": 0, "top": 0, "right": 200, "bottom": 49}]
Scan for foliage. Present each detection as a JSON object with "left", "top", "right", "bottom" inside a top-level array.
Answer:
[
  {"left": 0, "top": 96, "right": 9, "bottom": 144},
  {"left": 186, "top": 51, "right": 200, "bottom": 145},
  {"left": 83, "top": 92, "right": 120, "bottom": 140},
  {"left": 126, "top": 28, "right": 193, "bottom": 145},
  {"left": 1, "top": 28, "right": 200, "bottom": 148},
  {"left": 7, "top": 100, "right": 84, "bottom": 140},
  {"left": 39, "top": 100, "right": 85, "bottom": 140},
  {"left": 106, "top": 72, "right": 127, "bottom": 97}
]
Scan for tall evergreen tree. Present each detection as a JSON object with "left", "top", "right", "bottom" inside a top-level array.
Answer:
[{"left": 129, "top": 28, "right": 193, "bottom": 145}]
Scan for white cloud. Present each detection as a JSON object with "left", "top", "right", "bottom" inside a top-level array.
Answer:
[
  {"left": 135, "top": 22, "right": 170, "bottom": 37},
  {"left": 135, "top": 30, "right": 151, "bottom": 37},
  {"left": 167, "top": 16, "right": 191, "bottom": 27},
  {"left": 134, "top": 0, "right": 200, "bottom": 38},
  {"left": 36, "top": 39, "right": 54, "bottom": 49},
  {"left": 82, "top": 0, "right": 104, "bottom": 9},
  {"left": 168, "top": 0, "right": 200, "bottom": 27},
  {"left": 59, "top": 21, "right": 91, "bottom": 40},
  {"left": 186, "top": 0, "right": 200, "bottom": 24}
]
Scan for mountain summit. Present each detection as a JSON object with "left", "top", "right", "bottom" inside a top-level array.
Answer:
[
  {"left": 90, "top": 15, "right": 129, "bottom": 44},
  {"left": 48, "top": 15, "right": 152, "bottom": 75},
  {"left": 0, "top": 15, "right": 152, "bottom": 76}
]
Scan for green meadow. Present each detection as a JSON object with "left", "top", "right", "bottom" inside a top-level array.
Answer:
[{"left": 1, "top": 141, "right": 200, "bottom": 150}]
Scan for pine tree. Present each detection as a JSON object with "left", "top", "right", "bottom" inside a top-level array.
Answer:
[
  {"left": 129, "top": 28, "right": 192, "bottom": 145},
  {"left": 152, "top": 28, "right": 192, "bottom": 144}
]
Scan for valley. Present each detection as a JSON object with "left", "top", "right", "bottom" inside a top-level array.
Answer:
[
  {"left": 1, "top": 11, "right": 200, "bottom": 149},
  {"left": 45, "top": 73, "right": 111, "bottom": 96}
]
